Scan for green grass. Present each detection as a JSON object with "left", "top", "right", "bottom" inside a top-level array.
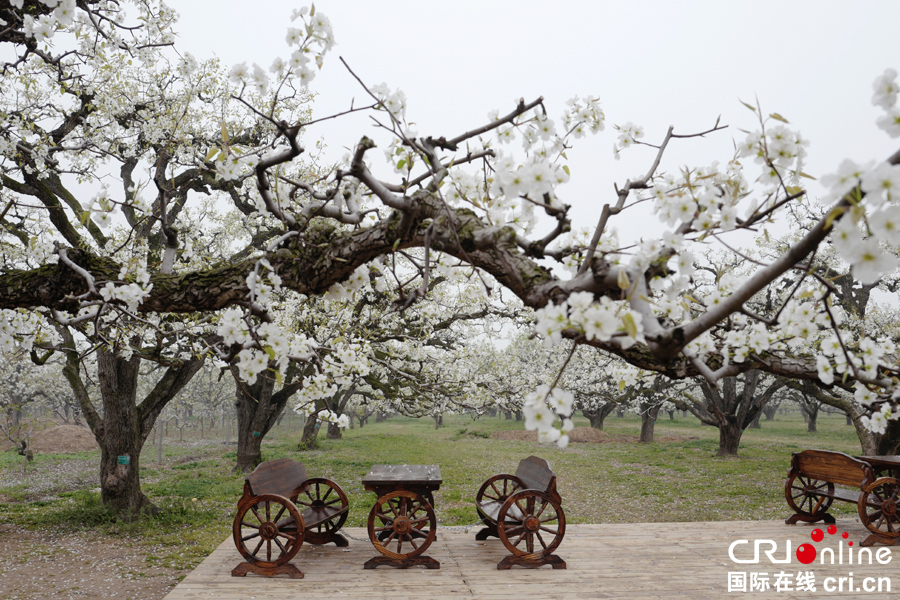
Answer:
[{"left": 0, "top": 409, "right": 863, "bottom": 571}]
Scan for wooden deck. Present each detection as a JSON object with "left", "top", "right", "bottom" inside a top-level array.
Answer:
[{"left": 164, "top": 521, "right": 897, "bottom": 599}]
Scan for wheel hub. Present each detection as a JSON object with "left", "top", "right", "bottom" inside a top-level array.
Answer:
[
  {"left": 524, "top": 516, "right": 541, "bottom": 532},
  {"left": 393, "top": 516, "right": 412, "bottom": 535},
  {"left": 883, "top": 500, "right": 897, "bottom": 517},
  {"left": 260, "top": 521, "right": 278, "bottom": 540}
]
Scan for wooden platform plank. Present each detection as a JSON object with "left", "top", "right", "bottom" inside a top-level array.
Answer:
[{"left": 164, "top": 522, "right": 899, "bottom": 600}]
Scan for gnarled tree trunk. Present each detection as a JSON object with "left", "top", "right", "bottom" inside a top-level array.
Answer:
[{"left": 61, "top": 329, "right": 204, "bottom": 519}]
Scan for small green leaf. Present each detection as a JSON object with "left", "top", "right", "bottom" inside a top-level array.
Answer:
[
  {"left": 221, "top": 123, "right": 229, "bottom": 144},
  {"left": 396, "top": 159, "right": 406, "bottom": 171},
  {"left": 392, "top": 239, "right": 401, "bottom": 251},
  {"left": 825, "top": 206, "right": 845, "bottom": 230},
  {"left": 618, "top": 380, "right": 626, "bottom": 391},
  {"left": 264, "top": 346, "right": 276, "bottom": 360},
  {"left": 562, "top": 165, "right": 570, "bottom": 176},
  {"left": 799, "top": 171, "right": 817, "bottom": 180},
  {"left": 739, "top": 99, "right": 758, "bottom": 112},
  {"left": 769, "top": 112, "right": 789, "bottom": 123},
  {"left": 622, "top": 313, "right": 638, "bottom": 338},
  {"left": 617, "top": 269, "right": 631, "bottom": 290},
  {"left": 205, "top": 147, "right": 219, "bottom": 162},
  {"left": 310, "top": 3, "right": 316, "bottom": 16},
  {"left": 785, "top": 186, "right": 803, "bottom": 196}
]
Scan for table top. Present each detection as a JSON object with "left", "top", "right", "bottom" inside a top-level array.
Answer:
[
  {"left": 362, "top": 464, "right": 442, "bottom": 486},
  {"left": 858, "top": 455, "right": 900, "bottom": 467}
]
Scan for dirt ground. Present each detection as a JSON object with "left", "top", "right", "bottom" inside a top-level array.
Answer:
[
  {"left": 0, "top": 425, "right": 190, "bottom": 600},
  {"left": 491, "top": 426, "right": 699, "bottom": 444},
  {"left": 0, "top": 524, "right": 186, "bottom": 600}
]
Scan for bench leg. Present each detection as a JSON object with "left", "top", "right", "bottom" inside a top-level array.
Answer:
[
  {"left": 498, "top": 554, "right": 566, "bottom": 570},
  {"left": 364, "top": 555, "right": 440, "bottom": 570},
  {"left": 861, "top": 533, "right": 900, "bottom": 547},
  {"left": 475, "top": 526, "right": 497, "bottom": 541},
  {"left": 231, "top": 561, "right": 304, "bottom": 579},
  {"left": 785, "top": 512, "right": 835, "bottom": 526}
]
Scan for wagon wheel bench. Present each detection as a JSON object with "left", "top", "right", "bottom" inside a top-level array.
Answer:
[
  {"left": 362, "top": 464, "right": 442, "bottom": 570},
  {"left": 475, "top": 455, "right": 566, "bottom": 569},
  {"left": 231, "top": 458, "right": 350, "bottom": 579},
  {"left": 784, "top": 449, "right": 900, "bottom": 547}
]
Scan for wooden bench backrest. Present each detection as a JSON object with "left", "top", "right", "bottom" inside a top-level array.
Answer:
[
  {"left": 246, "top": 457, "right": 308, "bottom": 498},
  {"left": 515, "top": 456, "right": 557, "bottom": 496},
  {"left": 792, "top": 450, "right": 871, "bottom": 488}
]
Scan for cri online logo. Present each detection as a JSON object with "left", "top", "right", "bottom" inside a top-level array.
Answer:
[{"left": 729, "top": 526, "right": 893, "bottom": 565}]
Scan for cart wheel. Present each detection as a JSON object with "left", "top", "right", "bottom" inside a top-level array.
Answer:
[
  {"left": 368, "top": 491, "right": 436, "bottom": 559},
  {"left": 859, "top": 477, "right": 900, "bottom": 537},
  {"left": 497, "top": 490, "right": 565, "bottom": 558},
  {"left": 233, "top": 494, "right": 304, "bottom": 568},
  {"left": 785, "top": 473, "right": 834, "bottom": 518},
  {"left": 476, "top": 474, "right": 523, "bottom": 506},
  {"left": 293, "top": 477, "right": 349, "bottom": 545}
]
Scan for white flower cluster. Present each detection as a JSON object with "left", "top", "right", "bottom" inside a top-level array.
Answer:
[
  {"left": 650, "top": 162, "right": 747, "bottom": 232},
  {"left": 612, "top": 121, "right": 644, "bottom": 159},
  {"left": 817, "top": 333, "right": 895, "bottom": 386},
  {"left": 737, "top": 120, "right": 809, "bottom": 189},
  {"left": 370, "top": 83, "right": 407, "bottom": 121},
  {"left": 323, "top": 264, "right": 371, "bottom": 302},
  {"left": 523, "top": 384, "right": 574, "bottom": 448},
  {"left": 317, "top": 410, "right": 350, "bottom": 429},
  {"left": 229, "top": 6, "right": 334, "bottom": 94},
  {"left": 99, "top": 281, "right": 152, "bottom": 312},
  {"left": 246, "top": 257, "right": 283, "bottom": 307},
  {"left": 562, "top": 96, "right": 605, "bottom": 139},
  {"left": 874, "top": 69, "right": 900, "bottom": 138},
  {"left": 821, "top": 160, "right": 900, "bottom": 284},
  {"left": 18, "top": 0, "right": 76, "bottom": 42},
  {"left": 535, "top": 291, "right": 645, "bottom": 350},
  {"left": 0, "top": 310, "right": 44, "bottom": 353}
]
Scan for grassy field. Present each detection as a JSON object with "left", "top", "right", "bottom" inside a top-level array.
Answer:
[{"left": 0, "top": 409, "right": 863, "bottom": 571}]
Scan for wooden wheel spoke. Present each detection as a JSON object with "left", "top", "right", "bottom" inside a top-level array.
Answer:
[
  {"left": 407, "top": 534, "right": 419, "bottom": 550},
  {"left": 240, "top": 521, "right": 261, "bottom": 530},
  {"left": 540, "top": 514, "right": 559, "bottom": 524},
  {"left": 241, "top": 532, "right": 261, "bottom": 542},
  {"left": 295, "top": 499, "right": 313, "bottom": 507},
  {"left": 250, "top": 505, "right": 263, "bottom": 522},
  {"left": 325, "top": 497, "right": 341, "bottom": 506},
  {"left": 251, "top": 539, "right": 264, "bottom": 557},
  {"left": 488, "top": 481, "right": 502, "bottom": 499},
  {"left": 534, "top": 499, "right": 549, "bottom": 519},
  {"left": 266, "top": 539, "right": 272, "bottom": 562},
  {"left": 539, "top": 525, "right": 559, "bottom": 535},
  {"left": 322, "top": 486, "right": 333, "bottom": 501},
  {"left": 535, "top": 531, "right": 548, "bottom": 549},
  {"left": 526, "top": 533, "right": 534, "bottom": 554},
  {"left": 273, "top": 505, "right": 286, "bottom": 523},
  {"left": 277, "top": 530, "right": 297, "bottom": 542},
  {"left": 410, "top": 516, "right": 430, "bottom": 527},
  {"left": 273, "top": 537, "right": 288, "bottom": 554}
]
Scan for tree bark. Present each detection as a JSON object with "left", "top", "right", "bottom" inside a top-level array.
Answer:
[
  {"left": 717, "top": 419, "right": 743, "bottom": 456},
  {"left": 583, "top": 403, "right": 616, "bottom": 430},
  {"left": 326, "top": 422, "right": 342, "bottom": 439},
  {"left": 61, "top": 328, "right": 203, "bottom": 519},
  {"left": 299, "top": 412, "right": 319, "bottom": 450},
  {"left": 232, "top": 366, "right": 304, "bottom": 472},
  {"left": 639, "top": 405, "right": 660, "bottom": 443}
]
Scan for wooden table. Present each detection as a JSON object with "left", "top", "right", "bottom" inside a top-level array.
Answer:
[
  {"left": 362, "top": 464, "right": 442, "bottom": 569},
  {"left": 858, "top": 455, "right": 900, "bottom": 480}
]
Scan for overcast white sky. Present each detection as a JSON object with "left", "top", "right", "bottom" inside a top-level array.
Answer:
[{"left": 173, "top": 1, "right": 900, "bottom": 246}]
